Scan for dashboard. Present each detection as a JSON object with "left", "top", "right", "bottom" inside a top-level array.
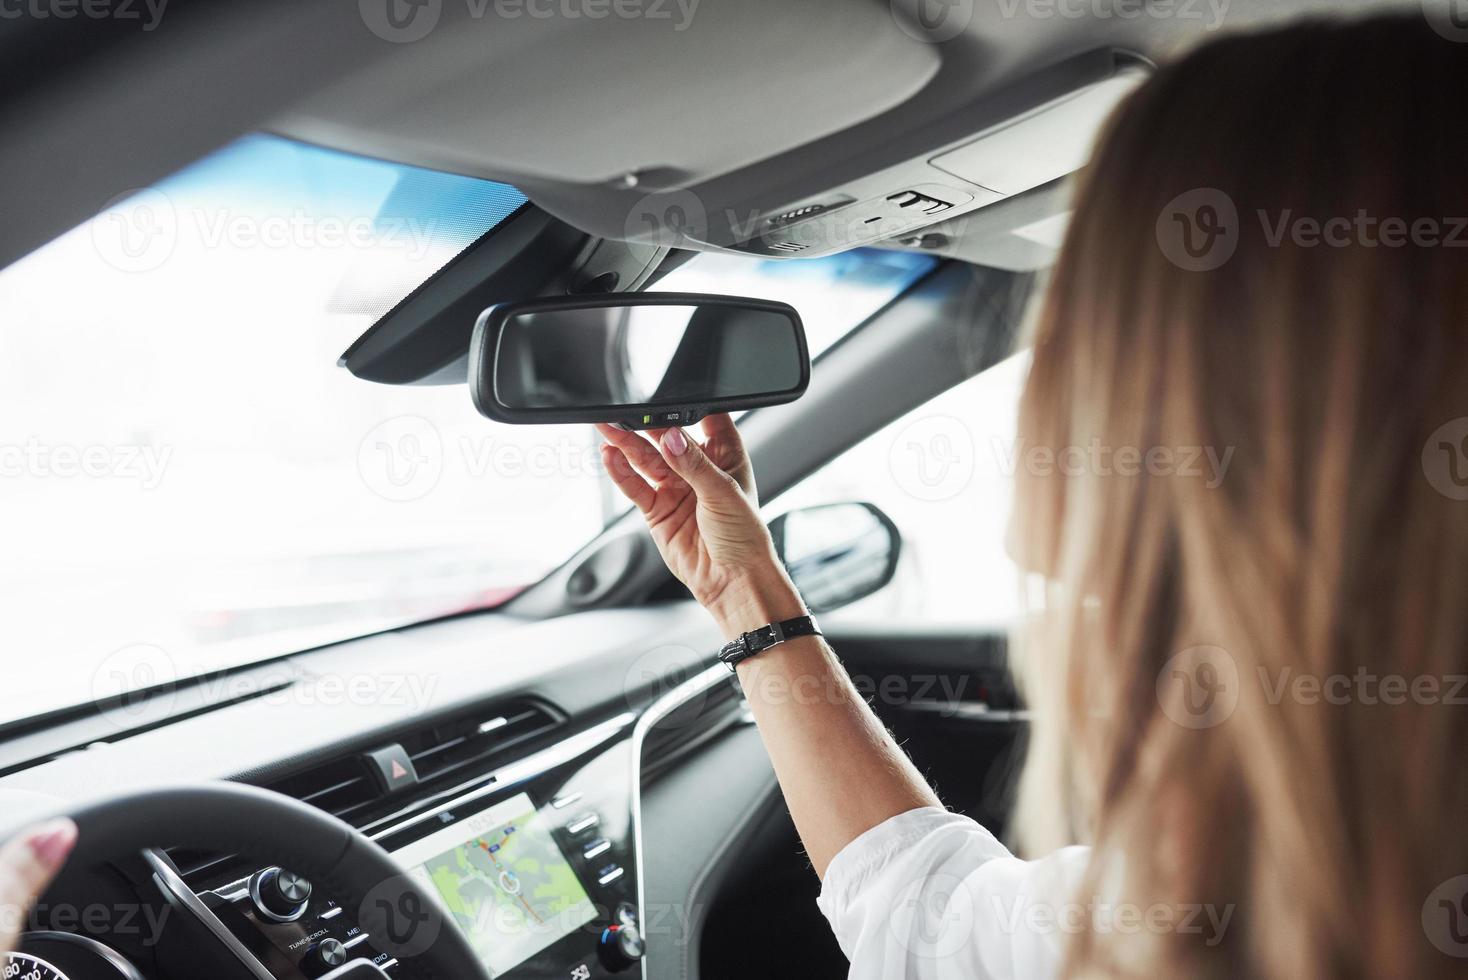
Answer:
[
  {"left": 0, "top": 604, "right": 760, "bottom": 980},
  {"left": 149, "top": 713, "right": 649, "bottom": 980}
]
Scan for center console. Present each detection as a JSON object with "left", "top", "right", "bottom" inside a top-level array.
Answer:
[{"left": 151, "top": 712, "right": 647, "bottom": 980}]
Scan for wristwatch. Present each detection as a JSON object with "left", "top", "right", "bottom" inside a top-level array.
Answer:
[{"left": 716, "top": 615, "right": 822, "bottom": 672}]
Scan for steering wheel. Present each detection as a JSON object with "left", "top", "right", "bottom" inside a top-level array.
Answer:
[{"left": 8, "top": 782, "right": 490, "bottom": 980}]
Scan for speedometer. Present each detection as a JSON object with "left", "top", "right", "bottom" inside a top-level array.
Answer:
[
  {"left": 4, "top": 953, "right": 69, "bottom": 980},
  {"left": 12, "top": 934, "right": 143, "bottom": 980}
]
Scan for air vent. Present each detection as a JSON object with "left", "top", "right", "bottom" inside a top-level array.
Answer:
[
  {"left": 265, "top": 755, "right": 379, "bottom": 824},
  {"left": 640, "top": 676, "right": 745, "bottom": 784},
  {"left": 401, "top": 701, "right": 564, "bottom": 784},
  {"left": 258, "top": 701, "right": 563, "bottom": 828},
  {"left": 767, "top": 242, "right": 809, "bottom": 253}
]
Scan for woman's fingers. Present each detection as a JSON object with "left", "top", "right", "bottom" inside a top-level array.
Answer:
[
  {"left": 655, "top": 428, "right": 743, "bottom": 502},
  {"left": 600, "top": 444, "right": 657, "bottom": 515},
  {"left": 594, "top": 424, "right": 677, "bottom": 485},
  {"left": 700, "top": 413, "right": 742, "bottom": 447},
  {"left": 700, "top": 413, "right": 755, "bottom": 495},
  {"left": 0, "top": 820, "right": 77, "bottom": 956}
]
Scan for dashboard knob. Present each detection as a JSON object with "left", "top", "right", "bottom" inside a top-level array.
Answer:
[
  {"left": 597, "top": 923, "right": 645, "bottom": 972},
  {"left": 305, "top": 938, "right": 350, "bottom": 977},
  {"left": 250, "top": 867, "right": 313, "bottom": 922}
]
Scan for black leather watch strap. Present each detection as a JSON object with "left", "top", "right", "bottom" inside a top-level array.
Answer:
[{"left": 716, "top": 615, "right": 822, "bottom": 672}]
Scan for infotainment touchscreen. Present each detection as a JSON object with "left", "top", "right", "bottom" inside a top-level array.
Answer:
[{"left": 391, "top": 792, "right": 599, "bottom": 976}]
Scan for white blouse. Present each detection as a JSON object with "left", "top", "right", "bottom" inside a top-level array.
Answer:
[{"left": 816, "top": 808, "right": 1090, "bottom": 980}]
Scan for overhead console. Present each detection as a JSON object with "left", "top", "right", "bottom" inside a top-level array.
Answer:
[{"left": 655, "top": 50, "right": 1147, "bottom": 260}]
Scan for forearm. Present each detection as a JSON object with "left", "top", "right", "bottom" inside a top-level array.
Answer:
[{"left": 709, "top": 571, "right": 942, "bottom": 879}]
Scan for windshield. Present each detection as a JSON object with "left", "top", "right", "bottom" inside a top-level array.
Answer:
[{"left": 0, "top": 133, "right": 933, "bottom": 729}]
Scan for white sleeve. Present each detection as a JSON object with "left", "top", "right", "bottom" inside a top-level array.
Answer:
[{"left": 816, "top": 807, "right": 1090, "bottom": 980}]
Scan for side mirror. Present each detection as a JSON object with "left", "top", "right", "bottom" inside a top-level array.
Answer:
[
  {"left": 469, "top": 292, "right": 809, "bottom": 429},
  {"left": 769, "top": 502, "right": 902, "bottom": 613}
]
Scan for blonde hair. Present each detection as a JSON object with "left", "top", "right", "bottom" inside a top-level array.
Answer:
[{"left": 1012, "top": 16, "right": 1468, "bottom": 979}]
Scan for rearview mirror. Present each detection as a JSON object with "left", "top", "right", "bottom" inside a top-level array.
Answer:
[
  {"left": 769, "top": 502, "right": 902, "bottom": 613},
  {"left": 469, "top": 293, "right": 809, "bottom": 428}
]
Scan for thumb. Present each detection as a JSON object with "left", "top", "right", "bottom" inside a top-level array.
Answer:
[
  {"left": 0, "top": 820, "right": 76, "bottom": 947},
  {"left": 658, "top": 428, "right": 742, "bottom": 503}
]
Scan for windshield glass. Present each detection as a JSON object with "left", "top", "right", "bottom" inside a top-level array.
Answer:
[{"left": 0, "top": 133, "right": 933, "bottom": 729}]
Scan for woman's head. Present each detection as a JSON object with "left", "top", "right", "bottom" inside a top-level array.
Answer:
[{"left": 1012, "top": 14, "right": 1468, "bottom": 978}]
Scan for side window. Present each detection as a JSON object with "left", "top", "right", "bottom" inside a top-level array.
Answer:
[{"left": 770, "top": 351, "right": 1030, "bottom": 625}]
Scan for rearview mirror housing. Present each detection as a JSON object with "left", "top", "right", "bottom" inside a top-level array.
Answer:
[{"left": 469, "top": 292, "right": 810, "bottom": 429}]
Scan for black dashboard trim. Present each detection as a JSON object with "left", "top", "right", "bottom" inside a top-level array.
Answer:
[{"left": 147, "top": 850, "right": 278, "bottom": 980}]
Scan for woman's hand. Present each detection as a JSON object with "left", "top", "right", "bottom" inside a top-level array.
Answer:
[
  {"left": 597, "top": 415, "right": 805, "bottom": 637},
  {"left": 1, "top": 820, "right": 77, "bottom": 967}
]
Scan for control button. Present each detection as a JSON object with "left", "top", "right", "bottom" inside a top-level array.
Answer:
[
  {"left": 551, "top": 792, "right": 583, "bottom": 810},
  {"left": 305, "top": 938, "right": 349, "bottom": 977},
  {"left": 598, "top": 923, "right": 645, "bottom": 972},
  {"left": 615, "top": 901, "right": 639, "bottom": 927},
  {"left": 364, "top": 744, "right": 419, "bottom": 794},
  {"left": 566, "top": 813, "right": 600, "bottom": 835},
  {"left": 319, "top": 906, "right": 343, "bottom": 921},
  {"left": 886, "top": 189, "right": 953, "bottom": 214},
  {"left": 597, "top": 865, "right": 625, "bottom": 886},
  {"left": 344, "top": 933, "right": 371, "bottom": 950},
  {"left": 583, "top": 838, "right": 612, "bottom": 860},
  {"left": 250, "top": 867, "right": 312, "bottom": 922}
]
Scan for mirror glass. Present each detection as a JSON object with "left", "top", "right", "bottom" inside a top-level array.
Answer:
[
  {"left": 493, "top": 302, "right": 803, "bottom": 411},
  {"left": 772, "top": 502, "right": 900, "bottom": 613}
]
